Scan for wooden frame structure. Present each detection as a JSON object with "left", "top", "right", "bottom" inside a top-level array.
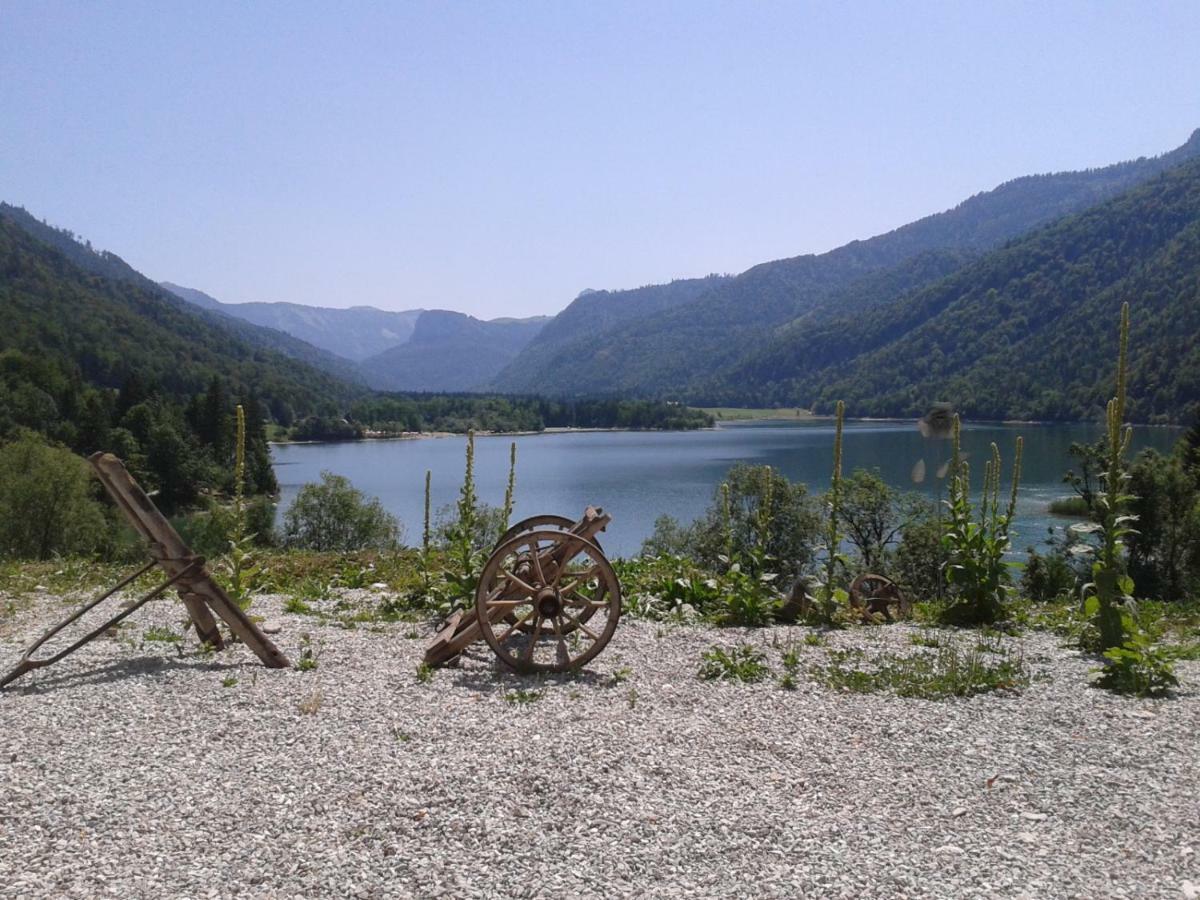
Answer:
[{"left": 0, "top": 453, "right": 289, "bottom": 689}]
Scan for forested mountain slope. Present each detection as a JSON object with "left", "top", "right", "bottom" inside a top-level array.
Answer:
[
  {"left": 497, "top": 129, "right": 1200, "bottom": 398},
  {"left": 491, "top": 275, "right": 730, "bottom": 392},
  {"left": 0, "top": 204, "right": 362, "bottom": 384},
  {"left": 790, "top": 158, "right": 1200, "bottom": 423},
  {"left": 358, "top": 310, "right": 549, "bottom": 392}
]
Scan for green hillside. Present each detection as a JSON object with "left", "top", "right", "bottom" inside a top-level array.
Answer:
[{"left": 492, "top": 130, "right": 1200, "bottom": 401}]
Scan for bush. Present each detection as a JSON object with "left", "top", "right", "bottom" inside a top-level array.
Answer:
[
  {"left": 1126, "top": 449, "right": 1200, "bottom": 601},
  {"left": 892, "top": 515, "right": 943, "bottom": 603},
  {"left": 0, "top": 432, "right": 107, "bottom": 559},
  {"left": 175, "top": 497, "right": 278, "bottom": 559},
  {"left": 642, "top": 464, "right": 821, "bottom": 578},
  {"left": 282, "top": 472, "right": 400, "bottom": 551},
  {"left": 1021, "top": 541, "right": 1079, "bottom": 602}
]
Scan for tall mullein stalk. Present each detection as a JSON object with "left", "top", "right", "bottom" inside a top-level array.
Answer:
[
  {"left": 501, "top": 441, "right": 517, "bottom": 534},
  {"left": 824, "top": 401, "right": 845, "bottom": 603},
  {"left": 423, "top": 470, "right": 432, "bottom": 554},
  {"left": 756, "top": 466, "right": 774, "bottom": 552},
  {"left": 233, "top": 404, "right": 247, "bottom": 529},
  {"left": 457, "top": 430, "right": 477, "bottom": 541},
  {"left": 1093, "top": 302, "right": 1135, "bottom": 650},
  {"left": 720, "top": 482, "right": 733, "bottom": 564}
]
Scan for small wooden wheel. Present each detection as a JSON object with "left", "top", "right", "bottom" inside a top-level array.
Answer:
[
  {"left": 848, "top": 573, "right": 910, "bottom": 622},
  {"left": 476, "top": 529, "right": 621, "bottom": 673}
]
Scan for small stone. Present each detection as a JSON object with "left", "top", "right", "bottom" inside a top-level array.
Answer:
[
  {"left": 262, "top": 621, "right": 282, "bottom": 635},
  {"left": 1021, "top": 811, "right": 1048, "bottom": 822},
  {"left": 952, "top": 807, "right": 967, "bottom": 818}
]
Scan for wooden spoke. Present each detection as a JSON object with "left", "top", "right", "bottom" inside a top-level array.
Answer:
[
  {"left": 476, "top": 528, "right": 622, "bottom": 674},
  {"left": 500, "top": 570, "right": 538, "bottom": 597}
]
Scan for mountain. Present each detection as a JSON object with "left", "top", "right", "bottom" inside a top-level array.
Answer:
[
  {"left": 160, "top": 283, "right": 424, "bottom": 362},
  {"left": 357, "top": 310, "right": 549, "bottom": 392},
  {"left": 492, "top": 275, "right": 731, "bottom": 393},
  {"left": 788, "top": 156, "right": 1200, "bottom": 424},
  {"left": 492, "top": 129, "right": 1200, "bottom": 400},
  {"left": 0, "top": 204, "right": 362, "bottom": 385}
]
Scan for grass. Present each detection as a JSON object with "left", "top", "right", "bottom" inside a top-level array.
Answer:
[
  {"left": 1048, "top": 496, "right": 1090, "bottom": 517},
  {"left": 698, "top": 644, "right": 769, "bottom": 683},
  {"left": 813, "top": 643, "right": 1029, "bottom": 700},
  {"left": 143, "top": 625, "right": 182, "bottom": 643},
  {"left": 695, "top": 406, "right": 814, "bottom": 422}
]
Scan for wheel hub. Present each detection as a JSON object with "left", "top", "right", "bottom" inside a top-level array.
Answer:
[{"left": 536, "top": 588, "right": 561, "bottom": 619}]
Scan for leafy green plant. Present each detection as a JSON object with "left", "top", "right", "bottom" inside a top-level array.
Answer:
[
  {"left": 415, "top": 662, "right": 433, "bottom": 684},
  {"left": 1092, "top": 630, "right": 1179, "bottom": 697},
  {"left": 296, "top": 633, "right": 322, "bottom": 672},
  {"left": 802, "top": 632, "right": 827, "bottom": 647},
  {"left": 221, "top": 675, "right": 238, "bottom": 688},
  {"left": 698, "top": 644, "right": 769, "bottom": 683},
  {"left": 939, "top": 417, "right": 1024, "bottom": 626}
]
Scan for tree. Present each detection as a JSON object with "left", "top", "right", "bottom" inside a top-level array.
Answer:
[
  {"left": 839, "top": 468, "right": 923, "bottom": 570},
  {"left": 0, "top": 432, "right": 106, "bottom": 559},
  {"left": 282, "top": 472, "right": 400, "bottom": 551}
]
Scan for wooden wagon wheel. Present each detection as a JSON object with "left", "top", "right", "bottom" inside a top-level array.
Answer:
[
  {"left": 476, "top": 529, "right": 621, "bottom": 673},
  {"left": 496, "top": 515, "right": 602, "bottom": 635},
  {"left": 848, "top": 573, "right": 911, "bottom": 622}
]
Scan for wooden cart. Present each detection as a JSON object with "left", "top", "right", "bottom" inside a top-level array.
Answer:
[{"left": 424, "top": 507, "right": 622, "bottom": 673}]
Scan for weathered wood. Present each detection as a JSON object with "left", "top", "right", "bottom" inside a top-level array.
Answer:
[
  {"left": 423, "top": 507, "right": 621, "bottom": 672},
  {"left": 89, "top": 453, "right": 289, "bottom": 669}
]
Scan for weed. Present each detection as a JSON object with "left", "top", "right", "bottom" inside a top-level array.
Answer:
[
  {"left": 910, "top": 630, "right": 942, "bottom": 648},
  {"left": 609, "top": 666, "right": 633, "bottom": 685},
  {"left": 803, "top": 632, "right": 827, "bottom": 647},
  {"left": 504, "top": 688, "right": 544, "bottom": 705},
  {"left": 627, "top": 687, "right": 639, "bottom": 709},
  {"left": 415, "top": 662, "right": 433, "bottom": 684},
  {"left": 221, "top": 675, "right": 238, "bottom": 688},
  {"left": 298, "top": 691, "right": 323, "bottom": 715},
  {"left": 698, "top": 644, "right": 769, "bottom": 683},
  {"left": 1092, "top": 630, "right": 1179, "bottom": 697},
  {"left": 143, "top": 625, "right": 182, "bottom": 643},
  {"left": 283, "top": 596, "right": 314, "bottom": 615},
  {"left": 296, "top": 632, "right": 322, "bottom": 672},
  {"left": 814, "top": 643, "right": 1028, "bottom": 699}
]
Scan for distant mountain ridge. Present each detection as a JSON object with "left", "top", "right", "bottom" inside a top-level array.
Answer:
[
  {"left": 160, "top": 282, "right": 426, "bottom": 362},
  {"left": 161, "top": 282, "right": 550, "bottom": 392},
  {"left": 492, "top": 128, "right": 1200, "bottom": 400}
]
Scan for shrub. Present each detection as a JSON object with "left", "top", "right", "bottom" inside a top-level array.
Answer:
[
  {"left": 840, "top": 468, "right": 925, "bottom": 570},
  {"left": 0, "top": 432, "right": 107, "bottom": 559},
  {"left": 893, "top": 515, "right": 944, "bottom": 603},
  {"left": 282, "top": 472, "right": 400, "bottom": 551},
  {"left": 642, "top": 464, "right": 821, "bottom": 579},
  {"left": 1126, "top": 449, "right": 1200, "bottom": 601},
  {"left": 1021, "top": 541, "right": 1079, "bottom": 602}
]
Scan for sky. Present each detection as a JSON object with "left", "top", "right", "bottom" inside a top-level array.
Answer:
[{"left": 3, "top": 2, "right": 1199, "bottom": 319}]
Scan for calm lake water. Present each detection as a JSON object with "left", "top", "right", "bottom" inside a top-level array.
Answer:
[{"left": 272, "top": 421, "right": 1180, "bottom": 558}]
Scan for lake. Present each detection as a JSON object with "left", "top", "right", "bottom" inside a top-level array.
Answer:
[{"left": 272, "top": 420, "right": 1180, "bottom": 558}]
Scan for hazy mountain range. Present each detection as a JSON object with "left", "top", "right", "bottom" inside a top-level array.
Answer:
[{"left": 4, "top": 127, "right": 1200, "bottom": 423}]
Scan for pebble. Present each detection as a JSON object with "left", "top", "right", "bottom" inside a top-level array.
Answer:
[{"left": 1, "top": 590, "right": 1197, "bottom": 899}]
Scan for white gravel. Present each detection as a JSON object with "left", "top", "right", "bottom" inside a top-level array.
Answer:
[{"left": 1, "top": 590, "right": 1198, "bottom": 899}]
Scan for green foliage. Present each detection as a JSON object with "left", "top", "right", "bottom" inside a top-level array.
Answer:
[
  {"left": 1126, "top": 448, "right": 1200, "bottom": 600},
  {"left": 0, "top": 432, "right": 106, "bottom": 559},
  {"left": 698, "top": 644, "right": 769, "bottom": 683},
  {"left": 813, "top": 643, "right": 1029, "bottom": 699},
  {"left": 1047, "top": 496, "right": 1091, "bottom": 517},
  {"left": 840, "top": 467, "right": 924, "bottom": 570},
  {"left": 282, "top": 472, "right": 401, "bottom": 552},
  {"left": 415, "top": 662, "right": 433, "bottom": 684},
  {"left": 143, "top": 626, "right": 182, "bottom": 643},
  {"left": 1021, "top": 540, "right": 1080, "bottom": 603},
  {"left": 939, "top": 419, "right": 1024, "bottom": 626},
  {"left": 296, "top": 633, "right": 322, "bottom": 672},
  {"left": 713, "top": 559, "right": 780, "bottom": 627},
  {"left": 641, "top": 464, "right": 822, "bottom": 579},
  {"left": 1092, "top": 630, "right": 1179, "bottom": 697},
  {"left": 504, "top": 688, "right": 544, "bottom": 705},
  {"left": 893, "top": 515, "right": 944, "bottom": 603}
]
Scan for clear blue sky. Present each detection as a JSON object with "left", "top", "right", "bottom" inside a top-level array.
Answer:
[{"left": 3, "top": 1, "right": 1198, "bottom": 318}]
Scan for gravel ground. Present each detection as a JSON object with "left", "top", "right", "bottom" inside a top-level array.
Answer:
[{"left": 1, "top": 589, "right": 1197, "bottom": 899}]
